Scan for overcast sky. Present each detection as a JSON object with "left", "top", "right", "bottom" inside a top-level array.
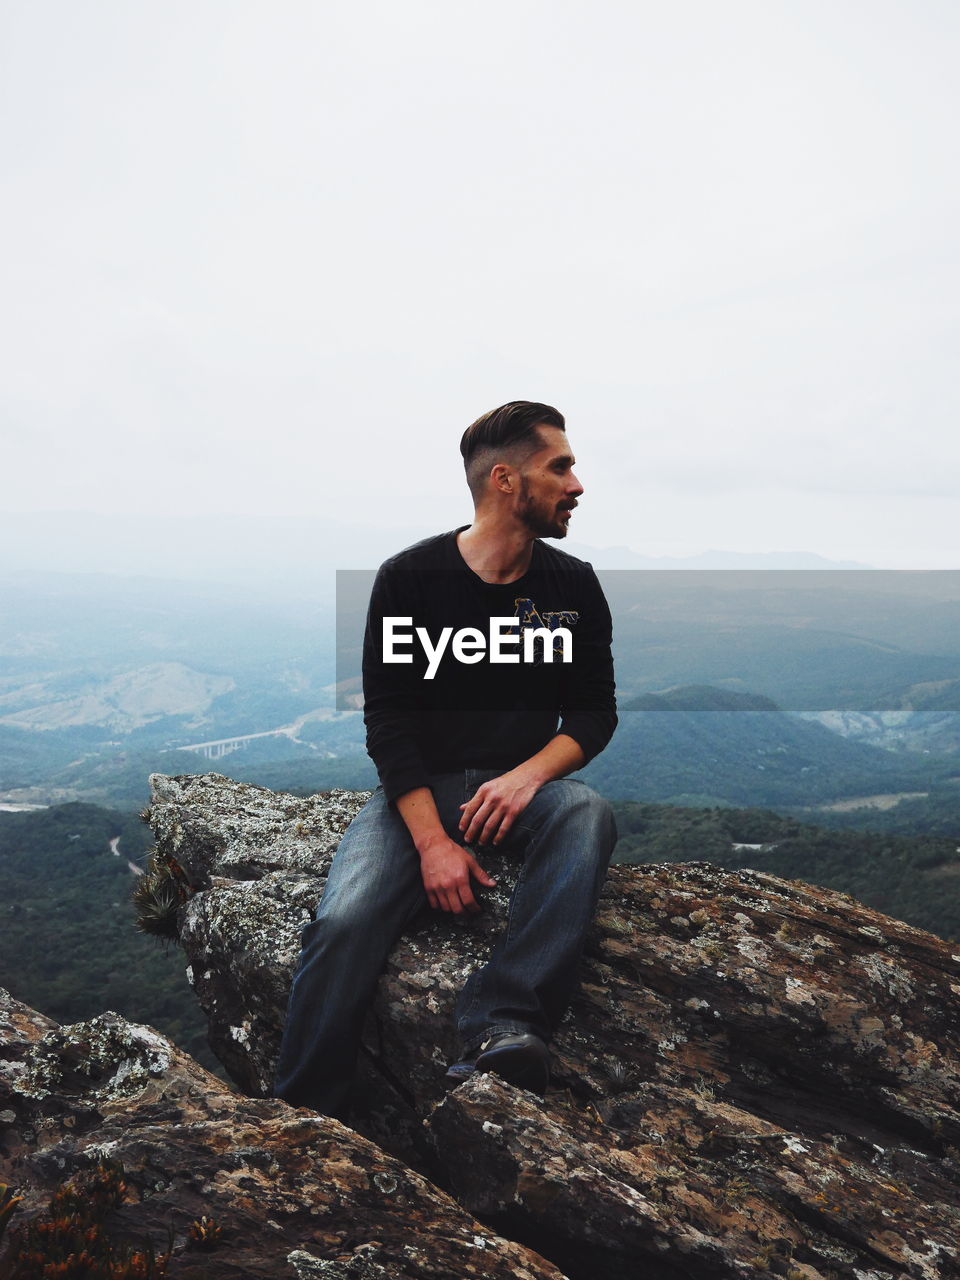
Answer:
[{"left": 2, "top": 1, "right": 958, "bottom": 569}]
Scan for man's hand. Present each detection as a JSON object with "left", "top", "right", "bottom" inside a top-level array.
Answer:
[
  {"left": 459, "top": 768, "right": 542, "bottom": 847},
  {"left": 418, "top": 832, "right": 497, "bottom": 915}
]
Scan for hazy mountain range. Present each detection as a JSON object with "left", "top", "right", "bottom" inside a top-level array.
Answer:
[
  {"left": 2, "top": 541, "right": 959, "bottom": 822},
  {"left": 0, "top": 509, "right": 873, "bottom": 586}
]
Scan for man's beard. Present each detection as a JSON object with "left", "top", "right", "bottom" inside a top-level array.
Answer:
[{"left": 518, "top": 481, "right": 572, "bottom": 539}]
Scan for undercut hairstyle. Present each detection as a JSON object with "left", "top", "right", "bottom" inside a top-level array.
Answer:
[{"left": 459, "top": 401, "right": 566, "bottom": 501}]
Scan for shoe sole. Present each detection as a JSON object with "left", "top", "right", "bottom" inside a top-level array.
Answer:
[{"left": 444, "top": 1062, "right": 475, "bottom": 1084}]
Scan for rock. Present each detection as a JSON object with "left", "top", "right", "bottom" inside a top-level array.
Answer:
[
  {"left": 0, "top": 988, "right": 564, "bottom": 1279},
  {"left": 142, "top": 772, "right": 960, "bottom": 1279},
  {"left": 430, "top": 1072, "right": 960, "bottom": 1280},
  {"left": 146, "top": 772, "right": 369, "bottom": 1097}
]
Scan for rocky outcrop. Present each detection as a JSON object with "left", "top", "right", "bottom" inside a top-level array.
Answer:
[
  {"left": 136, "top": 773, "right": 960, "bottom": 1278},
  {"left": 9, "top": 770, "right": 960, "bottom": 1279},
  {"left": 0, "top": 989, "right": 563, "bottom": 1278}
]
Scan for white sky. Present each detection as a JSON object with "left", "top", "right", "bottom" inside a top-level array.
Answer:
[{"left": 2, "top": 0, "right": 958, "bottom": 568}]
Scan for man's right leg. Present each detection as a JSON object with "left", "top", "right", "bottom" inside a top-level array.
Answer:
[{"left": 273, "top": 787, "right": 426, "bottom": 1117}]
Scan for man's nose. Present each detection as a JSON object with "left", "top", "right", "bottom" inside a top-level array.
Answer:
[{"left": 568, "top": 470, "right": 584, "bottom": 497}]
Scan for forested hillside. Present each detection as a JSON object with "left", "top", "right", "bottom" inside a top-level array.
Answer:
[
  {"left": 580, "top": 686, "right": 953, "bottom": 807},
  {"left": 614, "top": 801, "right": 960, "bottom": 942},
  {"left": 0, "top": 802, "right": 215, "bottom": 1070}
]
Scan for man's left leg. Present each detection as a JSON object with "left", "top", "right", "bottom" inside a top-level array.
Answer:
[{"left": 452, "top": 774, "right": 617, "bottom": 1082}]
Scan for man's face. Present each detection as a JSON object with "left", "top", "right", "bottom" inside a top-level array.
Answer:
[{"left": 516, "top": 426, "right": 584, "bottom": 539}]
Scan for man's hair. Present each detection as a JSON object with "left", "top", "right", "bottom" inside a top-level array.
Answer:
[{"left": 459, "top": 401, "right": 565, "bottom": 501}]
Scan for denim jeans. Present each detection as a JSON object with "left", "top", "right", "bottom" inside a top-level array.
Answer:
[{"left": 273, "top": 770, "right": 617, "bottom": 1116}]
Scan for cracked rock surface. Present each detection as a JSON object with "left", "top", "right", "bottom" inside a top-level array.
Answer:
[
  {"left": 0, "top": 990, "right": 563, "bottom": 1279},
  {"left": 7, "top": 771, "right": 960, "bottom": 1279}
]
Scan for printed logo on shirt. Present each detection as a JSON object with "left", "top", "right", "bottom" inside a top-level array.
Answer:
[
  {"left": 382, "top": 597, "right": 579, "bottom": 680},
  {"left": 513, "top": 598, "right": 579, "bottom": 666}
]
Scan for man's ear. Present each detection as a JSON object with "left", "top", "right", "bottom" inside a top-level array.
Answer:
[{"left": 491, "top": 463, "right": 514, "bottom": 494}]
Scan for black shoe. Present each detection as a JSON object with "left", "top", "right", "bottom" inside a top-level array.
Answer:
[{"left": 474, "top": 1032, "right": 550, "bottom": 1094}]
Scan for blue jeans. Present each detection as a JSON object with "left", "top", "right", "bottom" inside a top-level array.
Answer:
[{"left": 273, "top": 770, "right": 617, "bottom": 1116}]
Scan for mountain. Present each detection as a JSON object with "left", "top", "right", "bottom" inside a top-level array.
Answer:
[
  {"left": 0, "top": 660, "right": 236, "bottom": 733},
  {"left": 0, "top": 511, "right": 435, "bottom": 585},
  {"left": 0, "top": 509, "right": 875, "bottom": 583},
  {"left": 802, "top": 706, "right": 960, "bottom": 755},
  {"left": 0, "top": 570, "right": 352, "bottom": 805},
  {"left": 565, "top": 542, "right": 873, "bottom": 570},
  {"left": 580, "top": 685, "right": 954, "bottom": 807},
  {"left": 624, "top": 684, "right": 780, "bottom": 712},
  {"left": 601, "top": 568, "right": 960, "bottom": 710},
  {"left": 4, "top": 564, "right": 960, "bottom": 814}
]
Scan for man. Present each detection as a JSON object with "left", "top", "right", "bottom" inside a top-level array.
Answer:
[{"left": 274, "top": 401, "right": 617, "bottom": 1116}]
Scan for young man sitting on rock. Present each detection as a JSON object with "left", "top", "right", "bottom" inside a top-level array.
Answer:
[{"left": 274, "top": 400, "right": 618, "bottom": 1117}]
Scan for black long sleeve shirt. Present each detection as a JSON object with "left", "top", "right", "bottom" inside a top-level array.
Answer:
[{"left": 362, "top": 529, "right": 617, "bottom": 802}]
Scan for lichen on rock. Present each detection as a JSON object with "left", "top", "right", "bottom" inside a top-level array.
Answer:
[{"left": 13, "top": 1013, "right": 172, "bottom": 1103}]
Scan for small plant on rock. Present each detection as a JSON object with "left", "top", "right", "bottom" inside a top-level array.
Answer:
[
  {"left": 2, "top": 1161, "right": 170, "bottom": 1278},
  {"left": 133, "top": 850, "right": 193, "bottom": 941},
  {"left": 0, "top": 1183, "right": 23, "bottom": 1244}
]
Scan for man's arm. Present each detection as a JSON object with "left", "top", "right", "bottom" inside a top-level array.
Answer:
[
  {"left": 394, "top": 785, "right": 497, "bottom": 915},
  {"left": 457, "top": 732, "right": 585, "bottom": 847},
  {"left": 397, "top": 732, "right": 584, "bottom": 913},
  {"left": 554, "top": 565, "right": 618, "bottom": 764}
]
